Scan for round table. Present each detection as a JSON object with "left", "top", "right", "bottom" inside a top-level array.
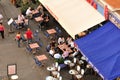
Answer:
[
  {"left": 46, "top": 76, "right": 53, "bottom": 80},
  {"left": 47, "top": 66, "right": 56, "bottom": 71},
  {"left": 75, "top": 74, "right": 82, "bottom": 79},
  {"left": 52, "top": 71, "right": 59, "bottom": 77},
  {"left": 69, "top": 69, "right": 78, "bottom": 75},
  {"left": 64, "top": 60, "right": 71, "bottom": 65},
  {"left": 11, "top": 75, "right": 18, "bottom": 80}
]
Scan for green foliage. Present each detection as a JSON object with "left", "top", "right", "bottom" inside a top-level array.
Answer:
[{"left": 55, "top": 58, "right": 64, "bottom": 64}]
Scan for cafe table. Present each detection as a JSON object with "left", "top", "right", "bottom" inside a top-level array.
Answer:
[
  {"left": 46, "top": 29, "right": 56, "bottom": 34},
  {"left": 29, "top": 43, "right": 40, "bottom": 54},
  {"left": 69, "top": 69, "right": 78, "bottom": 75},
  {"left": 47, "top": 66, "right": 56, "bottom": 71},
  {"left": 64, "top": 60, "right": 71, "bottom": 65}
]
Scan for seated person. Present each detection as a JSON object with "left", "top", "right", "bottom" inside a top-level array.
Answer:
[
  {"left": 69, "top": 48, "right": 79, "bottom": 57},
  {"left": 66, "top": 35, "right": 72, "bottom": 45},
  {"left": 17, "top": 13, "right": 25, "bottom": 28},
  {"left": 54, "top": 53, "right": 62, "bottom": 59},
  {"left": 58, "top": 36, "right": 65, "bottom": 45},
  {"left": 37, "top": 4, "right": 44, "bottom": 14},
  {"left": 49, "top": 47, "right": 55, "bottom": 56},
  {"left": 62, "top": 49, "right": 69, "bottom": 59},
  {"left": 26, "top": 7, "right": 33, "bottom": 18},
  {"left": 41, "top": 14, "right": 50, "bottom": 27}
]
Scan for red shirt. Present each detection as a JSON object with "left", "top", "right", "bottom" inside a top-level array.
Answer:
[
  {"left": 25, "top": 30, "right": 33, "bottom": 39},
  {"left": 0, "top": 25, "right": 4, "bottom": 31}
]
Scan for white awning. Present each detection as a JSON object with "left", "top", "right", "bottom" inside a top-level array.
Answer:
[{"left": 39, "top": 0, "right": 105, "bottom": 38}]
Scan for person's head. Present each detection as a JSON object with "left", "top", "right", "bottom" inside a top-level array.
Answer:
[
  {"left": 0, "top": 23, "right": 2, "bottom": 25},
  {"left": 27, "top": 28, "right": 30, "bottom": 31},
  {"left": 17, "top": 31, "right": 20, "bottom": 34}
]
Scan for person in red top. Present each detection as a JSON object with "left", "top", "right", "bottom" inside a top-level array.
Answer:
[
  {"left": 0, "top": 23, "right": 5, "bottom": 39},
  {"left": 25, "top": 28, "right": 33, "bottom": 43}
]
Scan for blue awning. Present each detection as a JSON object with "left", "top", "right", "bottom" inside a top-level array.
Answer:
[{"left": 75, "top": 21, "right": 120, "bottom": 80}]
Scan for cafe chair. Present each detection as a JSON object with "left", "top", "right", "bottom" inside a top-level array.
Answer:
[
  {"left": 57, "top": 73, "right": 60, "bottom": 79},
  {"left": 76, "top": 65, "right": 81, "bottom": 73},
  {"left": 57, "top": 66, "right": 61, "bottom": 72},
  {"left": 55, "top": 26, "right": 59, "bottom": 31},
  {"left": 43, "top": 31, "right": 50, "bottom": 38},
  {"left": 73, "top": 58, "right": 77, "bottom": 64},
  {"left": 26, "top": 46, "right": 32, "bottom": 54},
  {"left": 55, "top": 62, "right": 59, "bottom": 68},
  {"left": 59, "top": 76, "right": 62, "bottom": 80},
  {"left": 38, "top": 41, "right": 43, "bottom": 47},
  {"left": 33, "top": 57, "right": 42, "bottom": 67},
  {"left": 81, "top": 69, "right": 85, "bottom": 76}
]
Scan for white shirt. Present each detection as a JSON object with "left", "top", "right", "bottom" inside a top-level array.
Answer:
[
  {"left": 54, "top": 53, "right": 61, "bottom": 59},
  {"left": 18, "top": 15, "right": 25, "bottom": 21},
  {"left": 49, "top": 49, "right": 54, "bottom": 56},
  {"left": 26, "top": 8, "right": 32, "bottom": 16}
]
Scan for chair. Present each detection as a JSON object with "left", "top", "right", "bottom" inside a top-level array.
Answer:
[
  {"left": 55, "top": 26, "right": 59, "bottom": 31},
  {"left": 81, "top": 69, "right": 85, "bottom": 75},
  {"left": 57, "top": 72, "right": 60, "bottom": 78},
  {"left": 73, "top": 58, "right": 77, "bottom": 64},
  {"left": 43, "top": 31, "right": 49, "bottom": 38},
  {"left": 55, "top": 62, "right": 58, "bottom": 68},
  {"left": 26, "top": 46, "right": 32, "bottom": 54},
  {"left": 38, "top": 41, "right": 43, "bottom": 47},
  {"left": 59, "top": 76, "right": 62, "bottom": 80},
  {"left": 57, "top": 66, "right": 61, "bottom": 72},
  {"left": 76, "top": 65, "right": 81, "bottom": 73},
  {"left": 33, "top": 57, "right": 42, "bottom": 67}
]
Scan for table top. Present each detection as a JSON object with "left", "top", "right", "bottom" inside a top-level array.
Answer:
[
  {"left": 46, "top": 29, "right": 56, "bottom": 34},
  {"left": 29, "top": 43, "right": 39, "bottom": 49},
  {"left": 36, "top": 55, "right": 48, "bottom": 61},
  {"left": 58, "top": 43, "right": 73, "bottom": 53},
  {"left": 35, "top": 17, "right": 43, "bottom": 22},
  {"left": 32, "top": 10, "right": 39, "bottom": 14},
  {"left": 75, "top": 74, "right": 82, "bottom": 79},
  {"left": 64, "top": 60, "right": 71, "bottom": 65},
  {"left": 46, "top": 76, "right": 53, "bottom": 80},
  {"left": 69, "top": 69, "right": 78, "bottom": 75},
  {"left": 47, "top": 66, "right": 56, "bottom": 71}
]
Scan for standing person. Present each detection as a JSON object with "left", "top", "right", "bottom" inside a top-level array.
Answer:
[
  {"left": 25, "top": 28, "right": 33, "bottom": 43},
  {"left": 15, "top": 31, "right": 23, "bottom": 47},
  {"left": 0, "top": 23, "right": 5, "bottom": 39}
]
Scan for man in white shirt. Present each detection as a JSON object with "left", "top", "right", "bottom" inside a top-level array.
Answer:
[{"left": 26, "top": 7, "right": 32, "bottom": 18}]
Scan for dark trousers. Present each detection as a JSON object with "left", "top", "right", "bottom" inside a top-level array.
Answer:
[{"left": 0, "top": 31, "right": 4, "bottom": 39}]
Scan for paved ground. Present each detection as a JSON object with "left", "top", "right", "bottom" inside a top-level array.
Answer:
[{"left": 0, "top": 0, "right": 71, "bottom": 80}]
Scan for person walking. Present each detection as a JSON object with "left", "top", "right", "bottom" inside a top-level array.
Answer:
[
  {"left": 25, "top": 28, "right": 33, "bottom": 44},
  {"left": 0, "top": 23, "right": 5, "bottom": 39},
  {"left": 15, "top": 31, "right": 23, "bottom": 47}
]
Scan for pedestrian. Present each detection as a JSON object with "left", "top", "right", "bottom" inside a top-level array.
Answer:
[
  {"left": 25, "top": 28, "right": 33, "bottom": 44},
  {"left": 0, "top": 23, "right": 5, "bottom": 39},
  {"left": 15, "top": 31, "right": 23, "bottom": 47}
]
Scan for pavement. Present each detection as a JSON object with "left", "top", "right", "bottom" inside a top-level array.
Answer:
[{"left": 0, "top": 0, "right": 71, "bottom": 80}]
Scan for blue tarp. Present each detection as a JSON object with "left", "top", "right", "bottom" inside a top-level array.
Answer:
[{"left": 75, "top": 21, "right": 120, "bottom": 80}]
